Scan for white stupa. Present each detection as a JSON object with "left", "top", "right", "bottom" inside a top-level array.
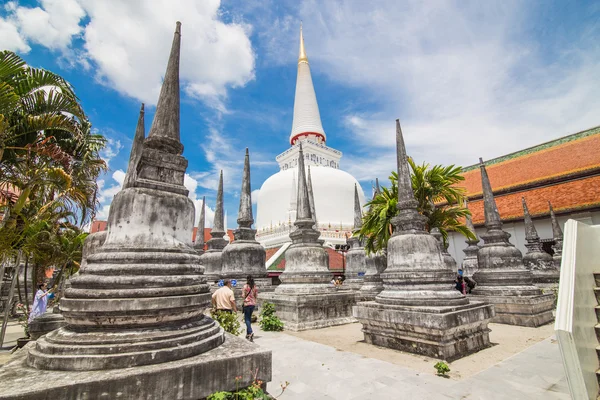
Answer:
[{"left": 256, "top": 25, "right": 365, "bottom": 249}]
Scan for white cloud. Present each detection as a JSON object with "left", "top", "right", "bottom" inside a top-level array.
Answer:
[
  {"left": 10, "top": 0, "right": 84, "bottom": 50},
  {"left": 251, "top": 189, "right": 260, "bottom": 205},
  {"left": 257, "top": 1, "right": 600, "bottom": 173},
  {"left": 3, "top": 0, "right": 255, "bottom": 111},
  {"left": 99, "top": 137, "right": 122, "bottom": 167}
]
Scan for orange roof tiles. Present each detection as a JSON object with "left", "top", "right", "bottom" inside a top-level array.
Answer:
[
  {"left": 461, "top": 132, "right": 600, "bottom": 196},
  {"left": 468, "top": 175, "right": 600, "bottom": 225}
]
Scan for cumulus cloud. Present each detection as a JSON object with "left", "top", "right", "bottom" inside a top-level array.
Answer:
[
  {"left": 2, "top": 0, "right": 255, "bottom": 111},
  {"left": 99, "top": 137, "right": 123, "bottom": 167}
]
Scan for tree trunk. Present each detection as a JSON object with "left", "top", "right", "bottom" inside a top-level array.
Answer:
[{"left": 23, "top": 259, "right": 29, "bottom": 312}]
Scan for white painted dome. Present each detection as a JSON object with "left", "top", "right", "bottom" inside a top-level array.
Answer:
[{"left": 256, "top": 166, "right": 366, "bottom": 232}]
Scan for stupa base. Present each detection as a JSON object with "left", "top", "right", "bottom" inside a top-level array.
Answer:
[
  {"left": 260, "top": 291, "right": 356, "bottom": 331},
  {"left": 353, "top": 300, "right": 494, "bottom": 361},
  {"left": 343, "top": 278, "right": 364, "bottom": 291},
  {"left": 532, "top": 270, "right": 560, "bottom": 285},
  {"left": 469, "top": 292, "right": 554, "bottom": 327},
  {"left": 0, "top": 333, "right": 271, "bottom": 400}
]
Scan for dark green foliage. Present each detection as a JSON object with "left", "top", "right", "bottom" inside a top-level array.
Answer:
[
  {"left": 259, "top": 302, "right": 284, "bottom": 331},
  {"left": 434, "top": 361, "right": 451, "bottom": 376}
]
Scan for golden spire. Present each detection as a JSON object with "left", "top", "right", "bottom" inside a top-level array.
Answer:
[{"left": 298, "top": 22, "right": 308, "bottom": 63}]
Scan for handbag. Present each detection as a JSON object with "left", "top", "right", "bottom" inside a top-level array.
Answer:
[{"left": 241, "top": 286, "right": 253, "bottom": 312}]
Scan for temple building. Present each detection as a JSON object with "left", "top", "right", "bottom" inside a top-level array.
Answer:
[
  {"left": 255, "top": 26, "right": 365, "bottom": 250},
  {"left": 448, "top": 126, "right": 600, "bottom": 265}
]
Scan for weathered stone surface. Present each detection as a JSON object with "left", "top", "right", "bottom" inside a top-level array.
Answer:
[
  {"left": 345, "top": 184, "right": 366, "bottom": 290},
  {"left": 432, "top": 228, "right": 458, "bottom": 273},
  {"left": 521, "top": 197, "right": 556, "bottom": 276},
  {"left": 201, "top": 170, "right": 228, "bottom": 280},
  {"left": 263, "top": 143, "right": 355, "bottom": 329},
  {"left": 548, "top": 201, "right": 563, "bottom": 267},
  {"left": 461, "top": 202, "right": 480, "bottom": 277},
  {"left": 356, "top": 250, "right": 386, "bottom": 301},
  {"left": 28, "top": 311, "right": 66, "bottom": 341},
  {"left": 260, "top": 291, "right": 356, "bottom": 331},
  {"left": 193, "top": 196, "right": 206, "bottom": 254},
  {"left": 0, "top": 333, "right": 271, "bottom": 400},
  {"left": 354, "top": 120, "right": 494, "bottom": 361},
  {"left": 221, "top": 149, "right": 267, "bottom": 281},
  {"left": 471, "top": 160, "right": 553, "bottom": 327},
  {"left": 354, "top": 300, "right": 494, "bottom": 361}
]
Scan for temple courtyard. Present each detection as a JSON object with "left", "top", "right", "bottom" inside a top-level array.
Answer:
[{"left": 256, "top": 322, "right": 568, "bottom": 399}]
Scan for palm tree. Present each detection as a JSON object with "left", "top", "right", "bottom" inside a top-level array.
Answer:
[
  {"left": 358, "top": 158, "right": 475, "bottom": 254},
  {"left": 0, "top": 50, "right": 106, "bottom": 290}
]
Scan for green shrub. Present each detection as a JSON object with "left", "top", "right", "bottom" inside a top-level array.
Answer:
[
  {"left": 210, "top": 309, "right": 242, "bottom": 336},
  {"left": 208, "top": 378, "right": 269, "bottom": 400},
  {"left": 259, "top": 302, "right": 284, "bottom": 332},
  {"left": 434, "top": 361, "right": 450, "bottom": 376}
]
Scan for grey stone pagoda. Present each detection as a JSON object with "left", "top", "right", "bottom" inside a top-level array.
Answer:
[
  {"left": 432, "top": 228, "right": 458, "bottom": 272},
  {"left": 261, "top": 143, "right": 356, "bottom": 331},
  {"left": 200, "top": 170, "right": 228, "bottom": 282},
  {"left": 521, "top": 197, "right": 559, "bottom": 285},
  {"left": 345, "top": 184, "right": 367, "bottom": 290},
  {"left": 221, "top": 149, "right": 269, "bottom": 293},
  {"left": 470, "top": 159, "right": 554, "bottom": 327},
  {"left": 193, "top": 196, "right": 206, "bottom": 253},
  {"left": 548, "top": 201, "right": 563, "bottom": 267},
  {"left": 357, "top": 179, "right": 386, "bottom": 301},
  {"left": 0, "top": 23, "right": 271, "bottom": 399},
  {"left": 353, "top": 120, "right": 495, "bottom": 361},
  {"left": 461, "top": 201, "right": 480, "bottom": 277}
]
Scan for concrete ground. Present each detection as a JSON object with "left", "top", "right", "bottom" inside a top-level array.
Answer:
[
  {"left": 0, "top": 320, "right": 23, "bottom": 366},
  {"left": 253, "top": 322, "right": 569, "bottom": 400}
]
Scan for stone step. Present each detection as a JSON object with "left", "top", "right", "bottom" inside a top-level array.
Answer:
[
  {"left": 594, "top": 273, "right": 600, "bottom": 287},
  {"left": 595, "top": 306, "right": 600, "bottom": 323},
  {"left": 594, "top": 288, "right": 600, "bottom": 305}
]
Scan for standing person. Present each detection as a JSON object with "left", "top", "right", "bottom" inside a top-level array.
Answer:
[
  {"left": 242, "top": 275, "right": 258, "bottom": 342},
  {"left": 211, "top": 280, "right": 237, "bottom": 313},
  {"left": 464, "top": 276, "right": 477, "bottom": 294},
  {"left": 28, "top": 282, "right": 52, "bottom": 323}
]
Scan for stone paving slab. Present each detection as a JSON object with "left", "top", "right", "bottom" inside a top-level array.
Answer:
[{"left": 255, "top": 329, "right": 569, "bottom": 400}]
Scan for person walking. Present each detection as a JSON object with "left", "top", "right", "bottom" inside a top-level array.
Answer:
[
  {"left": 242, "top": 275, "right": 258, "bottom": 342},
  {"left": 28, "top": 282, "right": 52, "bottom": 323},
  {"left": 211, "top": 280, "right": 237, "bottom": 313}
]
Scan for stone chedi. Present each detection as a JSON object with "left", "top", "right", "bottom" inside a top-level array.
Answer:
[
  {"left": 357, "top": 181, "right": 386, "bottom": 301},
  {"left": 261, "top": 143, "right": 356, "bottom": 331},
  {"left": 221, "top": 149, "right": 268, "bottom": 285},
  {"left": 521, "top": 197, "right": 559, "bottom": 285},
  {"left": 193, "top": 196, "right": 206, "bottom": 253},
  {"left": 470, "top": 159, "right": 554, "bottom": 327},
  {"left": 353, "top": 120, "right": 495, "bottom": 361},
  {"left": 432, "top": 227, "right": 458, "bottom": 272},
  {"left": 461, "top": 201, "right": 480, "bottom": 277},
  {"left": 548, "top": 201, "right": 564, "bottom": 267},
  {"left": 200, "top": 170, "right": 228, "bottom": 282},
  {"left": 0, "top": 23, "right": 271, "bottom": 399},
  {"left": 345, "top": 184, "right": 367, "bottom": 290}
]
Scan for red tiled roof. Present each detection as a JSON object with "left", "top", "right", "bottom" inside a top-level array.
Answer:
[
  {"left": 89, "top": 220, "right": 107, "bottom": 233},
  {"left": 458, "top": 128, "right": 600, "bottom": 224},
  {"left": 462, "top": 132, "right": 600, "bottom": 196},
  {"left": 266, "top": 245, "right": 346, "bottom": 274},
  {"left": 468, "top": 175, "right": 600, "bottom": 225}
]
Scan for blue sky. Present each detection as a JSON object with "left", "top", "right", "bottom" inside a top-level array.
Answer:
[{"left": 2, "top": 0, "right": 599, "bottom": 228}]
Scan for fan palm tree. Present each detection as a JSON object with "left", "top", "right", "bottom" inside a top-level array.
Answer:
[{"left": 358, "top": 158, "right": 475, "bottom": 254}]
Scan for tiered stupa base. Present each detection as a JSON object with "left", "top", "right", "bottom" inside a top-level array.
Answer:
[
  {"left": 261, "top": 289, "right": 356, "bottom": 331},
  {"left": 353, "top": 300, "right": 494, "bottom": 361},
  {"left": 0, "top": 333, "right": 271, "bottom": 400}
]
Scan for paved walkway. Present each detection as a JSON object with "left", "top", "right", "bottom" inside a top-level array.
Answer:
[{"left": 256, "top": 329, "right": 570, "bottom": 400}]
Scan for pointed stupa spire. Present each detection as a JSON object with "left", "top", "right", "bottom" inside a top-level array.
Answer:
[
  {"left": 479, "top": 158, "right": 503, "bottom": 230},
  {"left": 353, "top": 184, "right": 362, "bottom": 229},
  {"left": 393, "top": 119, "right": 426, "bottom": 232},
  {"left": 194, "top": 196, "right": 206, "bottom": 250},
  {"left": 295, "top": 143, "right": 312, "bottom": 222},
  {"left": 548, "top": 201, "right": 563, "bottom": 239},
  {"left": 289, "top": 24, "right": 326, "bottom": 145},
  {"left": 464, "top": 199, "right": 479, "bottom": 244},
  {"left": 375, "top": 178, "right": 381, "bottom": 195},
  {"left": 307, "top": 166, "right": 317, "bottom": 223},
  {"left": 123, "top": 103, "right": 145, "bottom": 189},
  {"left": 146, "top": 22, "right": 183, "bottom": 155},
  {"left": 237, "top": 148, "right": 254, "bottom": 228},
  {"left": 522, "top": 197, "right": 539, "bottom": 241},
  {"left": 212, "top": 170, "right": 225, "bottom": 235}
]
